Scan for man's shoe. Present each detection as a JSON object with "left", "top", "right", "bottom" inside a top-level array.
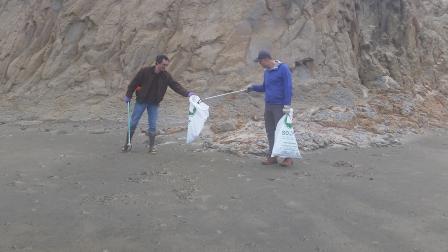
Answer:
[
  {"left": 262, "top": 156, "right": 278, "bottom": 165},
  {"left": 147, "top": 133, "right": 157, "bottom": 154},
  {"left": 280, "top": 158, "right": 293, "bottom": 167},
  {"left": 121, "top": 130, "right": 134, "bottom": 153},
  {"left": 148, "top": 146, "right": 157, "bottom": 154},
  {"left": 121, "top": 144, "right": 131, "bottom": 152}
]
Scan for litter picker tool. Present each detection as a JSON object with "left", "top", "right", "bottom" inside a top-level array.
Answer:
[
  {"left": 203, "top": 89, "right": 246, "bottom": 101},
  {"left": 126, "top": 101, "right": 132, "bottom": 151}
]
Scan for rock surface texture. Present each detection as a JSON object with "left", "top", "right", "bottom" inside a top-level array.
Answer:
[{"left": 1, "top": 0, "right": 447, "bottom": 153}]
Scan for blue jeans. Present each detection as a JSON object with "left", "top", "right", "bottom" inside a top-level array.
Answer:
[{"left": 130, "top": 102, "right": 159, "bottom": 135}]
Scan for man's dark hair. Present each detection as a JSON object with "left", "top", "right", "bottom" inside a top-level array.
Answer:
[{"left": 156, "top": 55, "right": 169, "bottom": 64}]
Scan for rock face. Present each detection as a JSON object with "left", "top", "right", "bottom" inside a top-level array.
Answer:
[{"left": 1, "top": 0, "right": 448, "bottom": 152}]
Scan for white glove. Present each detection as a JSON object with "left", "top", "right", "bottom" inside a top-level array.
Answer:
[
  {"left": 246, "top": 84, "right": 254, "bottom": 92},
  {"left": 282, "top": 105, "right": 292, "bottom": 114}
]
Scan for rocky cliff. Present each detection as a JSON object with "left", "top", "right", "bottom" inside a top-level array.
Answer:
[{"left": 1, "top": 0, "right": 447, "bottom": 152}]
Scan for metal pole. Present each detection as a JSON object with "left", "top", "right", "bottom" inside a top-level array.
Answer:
[{"left": 203, "top": 89, "right": 246, "bottom": 101}]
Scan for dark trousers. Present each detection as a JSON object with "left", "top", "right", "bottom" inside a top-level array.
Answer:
[{"left": 264, "top": 104, "right": 284, "bottom": 156}]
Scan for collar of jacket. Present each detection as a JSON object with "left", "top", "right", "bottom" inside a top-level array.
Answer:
[
  {"left": 150, "top": 65, "right": 157, "bottom": 74},
  {"left": 265, "top": 60, "right": 283, "bottom": 71},
  {"left": 150, "top": 66, "right": 167, "bottom": 78}
]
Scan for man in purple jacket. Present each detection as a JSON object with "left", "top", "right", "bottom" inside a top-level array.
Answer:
[{"left": 247, "top": 50, "right": 294, "bottom": 167}]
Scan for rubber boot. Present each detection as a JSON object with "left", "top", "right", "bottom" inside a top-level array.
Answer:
[
  {"left": 148, "top": 133, "right": 157, "bottom": 154},
  {"left": 121, "top": 129, "right": 135, "bottom": 152}
]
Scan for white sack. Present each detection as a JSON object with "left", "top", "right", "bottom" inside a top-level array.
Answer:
[
  {"left": 271, "top": 109, "right": 302, "bottom": 159},
  {"left": 186, "top": 95, "right": 209, "bottom": 144}
]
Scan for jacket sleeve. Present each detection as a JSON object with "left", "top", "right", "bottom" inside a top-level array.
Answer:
[
  {"left": 282, "top": 64, "right": 292, "bottom": 105},
  {"left": 166, "top": 73, "right": 189, "bottom": 97},
  {"left": 126, "top": 68, "right": 144, "bottom": 98},
  {"left": 252, "top": 83, "right": 265, "bottom": 92},
  {"left": 252, "top": 78, "right": 266, "bottom": 92}
]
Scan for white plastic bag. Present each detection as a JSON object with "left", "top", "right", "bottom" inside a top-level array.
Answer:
[
  {"left": 186, "top": 95, "right": 209, "bottom": 144},
  {"left": 271, "top": 109, "right": 302, "bottom": 159}
]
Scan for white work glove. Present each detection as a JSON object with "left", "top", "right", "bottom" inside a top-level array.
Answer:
[
  {"left": 246, "top": 84, "right": 254, "bottom": 93},
  {"left": 283, "top": 105, "right": 292, "bottom": 114}
]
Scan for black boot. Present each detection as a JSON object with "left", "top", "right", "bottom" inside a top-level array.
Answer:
[
  {"left": 148, "top": 133, "right": 157, "bottom": 154},
  {"left": 121, "top": 129, "right": 135, "bottom": 152}
]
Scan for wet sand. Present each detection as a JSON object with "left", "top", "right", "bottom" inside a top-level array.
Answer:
[{"left": 1, "top": 124, "right": 447, "bottom": 252}]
